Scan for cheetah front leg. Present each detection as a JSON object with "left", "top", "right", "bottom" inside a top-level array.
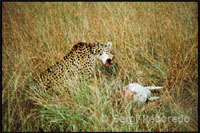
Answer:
[{"left": 83, "top": 67, "right": 93, "bottom": 79}]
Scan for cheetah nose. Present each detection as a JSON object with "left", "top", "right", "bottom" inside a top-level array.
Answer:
[{"left": 107, "top": 58, "right": 113, "bottom": 65}]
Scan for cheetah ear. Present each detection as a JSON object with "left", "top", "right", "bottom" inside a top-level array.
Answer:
[{"left": 106, "top": 42, "right": 112, "bottom": 49}]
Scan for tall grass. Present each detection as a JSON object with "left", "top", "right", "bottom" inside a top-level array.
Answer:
[{"left": 2, "top": 2, "right": 198, "bottom": 132}]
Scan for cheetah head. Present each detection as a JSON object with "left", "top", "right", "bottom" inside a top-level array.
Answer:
[{"left": 96, "top": 42, "right": 114, "bottom": 68}]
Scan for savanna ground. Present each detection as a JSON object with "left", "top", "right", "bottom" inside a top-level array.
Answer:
[{"left": 2, "top": 2, "right": 198, "bottom": 132}]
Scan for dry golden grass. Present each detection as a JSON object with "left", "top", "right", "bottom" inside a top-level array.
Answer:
[{"left": 2, "top": 2, "right": 198, "bottom": 132}]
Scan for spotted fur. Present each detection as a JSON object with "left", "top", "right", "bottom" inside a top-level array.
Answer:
[{"left": 33, "top": 42, "right": 113, "bottom": 90}]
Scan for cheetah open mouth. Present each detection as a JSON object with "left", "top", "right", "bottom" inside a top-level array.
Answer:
[{"left": 105, "top": 59, "right": 112, "bottom": 68}]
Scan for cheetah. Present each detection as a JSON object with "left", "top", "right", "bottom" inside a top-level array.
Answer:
[{"left": 32, "top": 42, "right": 114, "bottom": 90}]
